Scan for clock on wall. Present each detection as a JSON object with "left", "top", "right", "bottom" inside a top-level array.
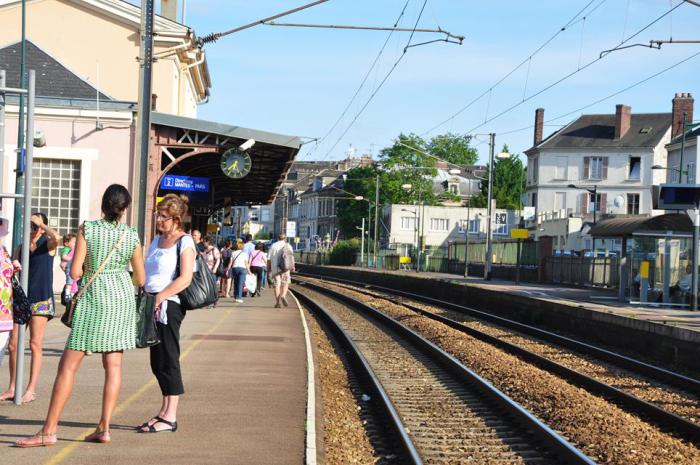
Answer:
[{"left": 220, "top": 148, "right": 252, "bottom": 179}]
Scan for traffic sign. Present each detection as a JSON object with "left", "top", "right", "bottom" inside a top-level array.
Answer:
[
  {"left": 160, "top": 175, "right": 210, "bottom": 193},
  {"left": 495, "top": 212, "right": 507, "bottom": 224},
  {"left": 286, "top": 221, "right": 297, "bottom": 237},
  {"left": 511, "top": 228, "right": 529, "bottom": 239}
]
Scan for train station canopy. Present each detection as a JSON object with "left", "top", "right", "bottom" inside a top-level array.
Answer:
[
  {"left": 150, "top": 112, "right": 301, "bottom": 208},
  {"left": 588, "top": 213, "right": 692, "bottom": 238}
]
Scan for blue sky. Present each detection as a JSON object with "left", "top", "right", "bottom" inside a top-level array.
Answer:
[{"left": 148, "top": 1, "right": 699, "bottom": 164}]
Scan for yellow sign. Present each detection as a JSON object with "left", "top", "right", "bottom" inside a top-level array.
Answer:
[
  {"left": 294, "top": 237, "right": 300, "bottom": 243},
  {"left": 399, "top": 256, "right": 412, "bottom": 264},
  {"left": 206, "top": 224, "right": 218, "bottom": 233},
  {"left": 640, "top": 261, "right": 650, "bottom": 279},
  {"left": 155, "top": 196, "right": 164, "bottom": 206},
  {"left": 510, "top": 228, "right": 529, "bottom": 239}
]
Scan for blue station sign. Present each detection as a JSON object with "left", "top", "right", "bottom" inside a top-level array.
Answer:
[{"left": 160, "top": 175, "right": 210, "bottom": 193}]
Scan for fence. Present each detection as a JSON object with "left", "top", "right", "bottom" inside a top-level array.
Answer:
[
  {"left": 448, "top": 240, "right": 538, "bottom": 266},
  {"left": 295, "top": 251, "right": 331, "bottom": 266},
  {"left": 545, "top": 256, "right": 619, "bottom": 288}
]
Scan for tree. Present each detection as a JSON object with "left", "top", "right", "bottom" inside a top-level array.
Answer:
[
  {"left": 471, "top": 145, "right": 526, "bottom": 209},
  {"left": 336, "top": 165, "right": 378, "bottom": 239},
  {"left": 427, "top": 133, "right": 478, "bottom": 165}
]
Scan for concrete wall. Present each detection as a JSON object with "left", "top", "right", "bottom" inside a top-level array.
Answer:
[{"left": 297, "top": 265, "right": 700, "bottom": 372}]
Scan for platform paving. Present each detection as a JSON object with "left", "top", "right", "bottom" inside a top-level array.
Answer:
[{"left": 0, "top": 292, "right": 307, "bottom": 465}]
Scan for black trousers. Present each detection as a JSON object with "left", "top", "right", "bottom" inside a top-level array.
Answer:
[
  {"left": 150, "top": 300, "right": 186, "bottom": 396},
  {"left": 250, "top": 266, "right": 264, "bottom": 295}
]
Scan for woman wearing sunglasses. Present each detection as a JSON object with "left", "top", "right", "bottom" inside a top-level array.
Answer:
[{"left": 0, "top": 213, "right": 58, "bottom": 404}]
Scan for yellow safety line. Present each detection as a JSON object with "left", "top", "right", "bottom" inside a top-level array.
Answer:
[{"left": 45, "top": 308, "right": 233, "bottom": 465}]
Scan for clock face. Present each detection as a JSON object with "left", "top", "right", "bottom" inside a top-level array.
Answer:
[{"left": 220, "top": 148, "right": 252, "bottom": 179}]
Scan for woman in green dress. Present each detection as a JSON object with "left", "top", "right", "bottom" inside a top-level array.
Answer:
[{"left": 16, "top": 184, "right": 146, "bottom": 447}]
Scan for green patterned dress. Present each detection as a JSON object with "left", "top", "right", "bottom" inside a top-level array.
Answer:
[{"left": 65, "top": 219, "right": 140, "bottom": 353}]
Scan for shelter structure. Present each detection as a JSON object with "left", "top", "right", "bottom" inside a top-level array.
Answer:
[
  {"left": 145, "top": 112, "right": 301, "bottom": 240},
  {"left": 589, "top": 214, "right": 693, "bottom": 305}
]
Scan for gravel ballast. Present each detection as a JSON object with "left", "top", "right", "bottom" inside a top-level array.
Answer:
[{"left": 305, "top": 278, "right": 700, "bottom": 465}]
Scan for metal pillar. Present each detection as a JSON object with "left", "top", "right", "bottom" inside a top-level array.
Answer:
[
  {"left": 0, "top": 70, "right": 5, "bottom": 192},
  {"left": 484, "top": 133, "right": 495, "bottom": 280},
  {"left": 663, "top": 232, "right": 672, "bottom": 305},
  {"left": 692, "top": 208, "right": 699, "bottom": 310},
  {"left": 359, "top": 217, "right": 365, "bottom": 266},
  {"left": 619, "top": 237, "right": 628, "bottom": 302},
  {"left": 11, "top": 0, "right": 27, "bottom": 252},
  {"left": 15, "top": 70, "right": 35, "bottom": 406},
  {"left": 135, "top": 0, "right": 155, "bottom": 241},
  {"left": 373, "top": 174, "right": 379, "bottom": 269},
  {"left": 463, "top": 204, "right": 470, "bottom": 278}
]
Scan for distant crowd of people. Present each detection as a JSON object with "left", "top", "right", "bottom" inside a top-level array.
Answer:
[{"left": 0, "top": 184, "right": 295, "bottom": 446}]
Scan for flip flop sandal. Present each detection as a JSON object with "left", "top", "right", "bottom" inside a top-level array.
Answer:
[{"left": 138, "top": 416, "right": 178, "bottom": 433}]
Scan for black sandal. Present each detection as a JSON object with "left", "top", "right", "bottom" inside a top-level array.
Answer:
[{"left": 138, "top": 416, "right": 178, "bottom": 433}]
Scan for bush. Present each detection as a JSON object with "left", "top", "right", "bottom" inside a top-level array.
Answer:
[
  {"left": 254, "top": 231, "right": 271, "bottom": 240},
  {"left": 329, "top": 238, "right": 361, "bottom": 266}
]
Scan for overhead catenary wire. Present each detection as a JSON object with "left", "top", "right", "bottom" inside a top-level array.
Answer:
[
  {"left": 461, "top": 0, "right": 687, "bottom": 136},
  {"left": 421, "top": 0, "right": 606, "bottom": 136},
  {"left": 318, "top": 0, "right": 430, "bottom": 161},
  {"left": 494, "top": 48, "right": 700, "bottom": 137},
  {"left": 302, "top": 0, "right": 412, "bottom": 160}
]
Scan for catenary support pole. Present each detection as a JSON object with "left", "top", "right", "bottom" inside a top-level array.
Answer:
[
  {"left": 373, "top": 174, "right": 379, "bottom": 269},
  {"left": 135, "top": 0, "right": 155, "bottom": 241},
  {"left": 15, "top": 70, "right": 34, "bottom": 406},
  {"left": 484, "top": 133, "right": 495, "bottom": 280},
  {"left": 359, "top": 217, "right": 364, "bottom": 267},
  {"left": 692, "top": 208, "right": 699, "bottom": 311}
]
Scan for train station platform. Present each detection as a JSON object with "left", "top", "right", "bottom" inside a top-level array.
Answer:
[
  {"left": 0, "top": 292, "right": 309, "bottom": 465},
  {"left": 297, "top": 264, "right": 700, "bottom": 372}
]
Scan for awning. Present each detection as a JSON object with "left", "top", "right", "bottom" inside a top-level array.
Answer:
[{"left": 589, "top": 214, "right": 692, "bottom": 238}]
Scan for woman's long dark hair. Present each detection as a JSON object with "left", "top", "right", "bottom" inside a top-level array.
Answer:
[{"left": 101, "top": 184, "right": 132, "bottom": 222}]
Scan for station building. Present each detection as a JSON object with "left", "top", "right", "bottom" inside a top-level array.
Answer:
[{"left": 0, "top": 0, "right": 300, "bottom": 290}]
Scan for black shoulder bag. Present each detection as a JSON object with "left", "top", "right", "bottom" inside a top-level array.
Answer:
[{"left": 176, "top": 236, "right": 219, "bottom": 310}]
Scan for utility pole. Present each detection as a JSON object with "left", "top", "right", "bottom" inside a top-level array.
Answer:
[
  {"left": 484, "top": 133, "right": 496, "bottom": 280},
  {"left": 11, "top": 0, "right": 27, "bottom": 251},
  {"left": 135, "top": 0, "right": 155, "bottom": 240},
  {"left": 373, "top": 174, "right": 379, "bottom": 269}
]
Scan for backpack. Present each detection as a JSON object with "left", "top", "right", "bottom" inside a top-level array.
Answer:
[{"left": 279, "top": 245, "right": 294, "bottom": 272}]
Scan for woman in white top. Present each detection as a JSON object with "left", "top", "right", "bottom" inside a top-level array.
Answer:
[
  {"left": 138, "top": 194, "right": 195, "bottom": 433},
  {"left": 227, "top": 239, "right": 249, "bottom": 303}
]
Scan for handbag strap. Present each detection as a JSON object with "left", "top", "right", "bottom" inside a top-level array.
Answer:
[{"left": 73, "top": 227, "right": 128, "bottom": 302}]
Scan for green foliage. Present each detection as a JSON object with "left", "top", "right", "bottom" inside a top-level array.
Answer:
[
  {"left": 472, "top": 145, "right": 526, "bottom": 209},
  {"left": 427, "top": 133, "right": 478, "bottom": 165},
  {"left": 254, "top": 231, "right": 271, "bottom": 240},
  {"left": 329, "top": 238, "right": 361, "bottom": 266},
  {"left": 336, "top": 132, "right": 480, "bottom": 237}
]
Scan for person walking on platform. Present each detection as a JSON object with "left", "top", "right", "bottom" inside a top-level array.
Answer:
[
  {"left": 191, "top": 229, "right": 206, "bottom": 255},
  {"left": 16, "top": 184, "right": 145, "bottom": 447},
  {"left": 219, "top": 239, "right": 233, "bottom": 297},
  {"left": 242, "top": 233, "right": 255, "bottom": 257},
  {"left": 249, "top": 242, "right": 267, "bottom": 297},
  {"left": 0, "top": 216, "right": 21, "bottom": 369},
  {"left": 227, "top": 240, "right": 249, "bottom": 303},
  {"left": 139, "top": 194, "right": 195, "bottom": 434},
  {"left": 1, "top": 212, "right": 58, "bottom": 404},
  {"left": 202, "top": 236, "right": 221, "bottom": 275},
  {"left": 268, "top": 233, "right": 295, "bottom": 308}
]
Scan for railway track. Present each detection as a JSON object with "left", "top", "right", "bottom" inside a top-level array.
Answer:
[
  {"left": 294, "top": 283, "right": 597, "bottom": 465},
  {"left": 295, "top": 272, "right": 700, "bottom": 443}
]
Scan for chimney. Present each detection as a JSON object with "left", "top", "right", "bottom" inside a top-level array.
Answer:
[
  {"left": 161, "top": 0, "right": 179, "bottom": 22},
  {"left": 672, "top": 92, "right": 694, "bottom": 138},
  {"left": 534, "top": 108, "right": 544, "bottom": 146},
  {"left": 614, "top": 104, "right": 631, "bottom": 139}
]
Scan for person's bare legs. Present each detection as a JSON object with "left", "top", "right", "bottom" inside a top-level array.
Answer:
[
  {"left": 24, "top": 316, "right": 50, "bottom": 402},
  {"left": 98, "top": 352, "right": 123, "bottom": 432},
  {"left": 0, "top": 325, "right": 19, "bottom": 400},
  {"left": 43, "top": 349, "right": 86, "bottom": 433}
]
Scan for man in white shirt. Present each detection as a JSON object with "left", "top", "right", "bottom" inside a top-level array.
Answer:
[
  {"left": 243, "top": 234, "right": 255, "bottom": 257},
  {"left": 268, "top": 233, "right": 294, "bottom": 308}
]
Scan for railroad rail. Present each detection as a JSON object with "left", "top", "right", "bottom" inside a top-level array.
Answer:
[
  {"left": 295, "top": 273, "right": 700, "bottom": 444},
  {"left": 293, "top": 282, "right": 597, "bottom": 465}
]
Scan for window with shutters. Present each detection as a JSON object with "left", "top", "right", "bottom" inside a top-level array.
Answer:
[
  {"left": 688, "top": 162, "right": 696, "bottom": 184},
  {"left": 494, "top": 223, "right": 508, "bottom": 235},
  {"left": 670, "top": 165, "right": 680, "bottom": 183},
  {"left": 468, "top": 218, "right": 480, "bottom": 234},
  {"left": 627, "top": 194, "right": 640, "bottom": 215},
  {"left": 586, "top": 157, "right": 605, "bottom": 179},
  {"left": 554, "top": 156, "right": 567, "bottom": 180},
  {"left": 400, "top": 217, "right": 416, "bottom": 230}
]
